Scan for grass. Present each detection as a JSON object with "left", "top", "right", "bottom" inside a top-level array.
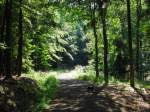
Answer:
[
  {"left": 77, "top": 72, "right": 129, "bottom": 85},
  {"left": 23, "top": 67, "right": 149, "bottom": 111},
  {"left": 23, "top": 71, "right": 59, "bottom": 111},
  {"left": 136, "top": 80, "right": 150, "bottom": 88},
  {"left": 77, "top": 65, "right": 149, "bottom": 89},
  {"left": 77, "top": 65, "right": 127, "bottom": 85}
]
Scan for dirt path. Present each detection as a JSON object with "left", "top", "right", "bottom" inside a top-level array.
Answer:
[
  {"left": 44, "top": 70, "right": 150, "bottom": 112},
  {"left": 56, "top": 69, "right": 80, "bottom": 80}
]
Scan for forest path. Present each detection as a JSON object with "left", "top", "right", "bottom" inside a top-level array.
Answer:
[{"left": 44, "top": 70, "right": 150, "bottom": 112}]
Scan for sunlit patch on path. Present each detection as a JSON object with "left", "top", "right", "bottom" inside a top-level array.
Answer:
[{"left": 56, "top": 69, "right": 82, "bottom": 80}]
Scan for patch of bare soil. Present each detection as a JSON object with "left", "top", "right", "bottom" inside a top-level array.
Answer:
[{"left": 44, "top": 79, "right": 150, "bottom": 112}]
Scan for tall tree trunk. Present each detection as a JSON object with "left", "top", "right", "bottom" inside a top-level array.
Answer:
[
  {"left": 5, "top": 0, "right": 12, "bottom": 79},
  {"left": 100, "top": 6, "right": 109, "bottom": 84},
  {"left": 97, "top": 0, "right": 109, "bottom": 84},
  {"left": 92, "top": 0, "right": 99, "bottom": 81},
  {"left": 126, "top": 0, "right": 134, "bottom": 87},
  {"left": 136, "top": 0, "right": 141, "bottom": 79},
  {"left": 0, "top": 2, "right": 6, "bottom": 76},
  {"left": 17, "top": 0, "right": 23, "bottom": 76}
]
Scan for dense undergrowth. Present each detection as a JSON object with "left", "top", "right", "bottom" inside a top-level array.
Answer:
[
  {"left": 23, "top": 72, "right": 59, "bottom": 111},
  {"left": 0, "top": 72, "right": 59, "bottom": 112}
]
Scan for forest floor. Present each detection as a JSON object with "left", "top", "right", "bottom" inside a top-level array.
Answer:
[{"left": 43, "top": 70, "right": 150, "bottom": 112}]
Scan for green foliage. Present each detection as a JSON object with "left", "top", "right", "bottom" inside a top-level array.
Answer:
[
  {"left": 18, "top": 0, "right": 92, "bottom": 71},
  {"left": 0, "top": 0, "right": 149, "bottom": 112},
  {"left": 77, "top": 65, "right": 130, "bottom": 85},
  {"left": 23, "top": 72, "right": 59, "bottom": 111},
  {"left": 136, "top": 80, "right": 150, "bottom": 88},
  {"left": 77, "top": 65, "right": 104, "bottom": 85},
  {"left": 0, "top": 0, "right": 149, "bottom": 83},
  {"left": 77, "top": 65, "right": 149, "bottom": 88}
]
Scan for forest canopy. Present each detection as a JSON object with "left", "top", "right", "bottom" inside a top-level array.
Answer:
[{"left": 0, "top": 0, "right": 149, "bottom": 85}]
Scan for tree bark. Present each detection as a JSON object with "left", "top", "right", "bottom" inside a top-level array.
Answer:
[
  {"left": 102, "top": 9, "right": 109, "bottom": 84},
  {"left": 97, "top": 0, "right": 109, "bottom": 84},
  {"left": 5, "top": 0, "right": 13, "bottom": 79},
  {"left": 92, "top": 0, "right": 99, "bottom": 81},
  {"left": 0, "top": 1, "right": 6, "bottom": 76},
  {"left": 17, "top": 0, "right": 23, "bottom": 76},
  {"left": 126, "top": 0, "right": 134, "bottom": 87},
  {"left": 136, "top": 0, "right": 141, "bottom": 79}
]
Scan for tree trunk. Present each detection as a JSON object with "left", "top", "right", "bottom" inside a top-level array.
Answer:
[
  {"left": 101, "top": 7, "right": 109, "bottom": 84},
  {"left": 17, "top": 0, "right": 23, "bottom": 76},
  {"left": 126, "top": 0, "right": 134, "bottom": 87},
  {"left": 5, "top": 0, "right": 13, "bottom": 79},
  {"left": 92, "top": 0, "right": 99, "bottom": 81},
  {"left": 0, "top": 2, "right": 6, "bottom": 77},
  {"left": 136, "top": 0, "right": 141, "bottom": 79},
  {"left": 97, "top": 0, "right": 109, "bottom": 84}
]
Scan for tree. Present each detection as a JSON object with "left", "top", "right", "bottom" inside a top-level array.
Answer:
[
  {"left": 91, "top": 0, "right": 99, "bottom": 81},
  {"left": 126, "top": 0, "right": 134, "bottom": 87},
  {"left": 98, "top": 0, "right": 109, "bottom": 84},
  {"left": 0, "top": 0, "right": 6, "bottom": 76},
  {"left": 136, "top": 0, "right": 141, "bottom": 79},
  {"left": 5, "top": 0, "right": 13, "bottom": 79},
  {"left": 17, "top": 0, "right": 23, "bottom": 76}
]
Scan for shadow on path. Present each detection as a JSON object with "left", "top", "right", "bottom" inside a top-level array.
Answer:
[{"left": 44, "top": 79, "right": 150, "bottom": 112}]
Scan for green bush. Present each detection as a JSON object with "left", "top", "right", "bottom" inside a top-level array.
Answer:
[{"left": 24, "top": 72, "right": 59, "bottom": 111}]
